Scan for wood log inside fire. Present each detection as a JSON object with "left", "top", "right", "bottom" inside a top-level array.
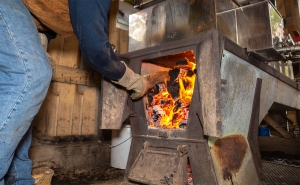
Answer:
[{"left": 146, "top": 60, "right": 196, "bottom": 129}]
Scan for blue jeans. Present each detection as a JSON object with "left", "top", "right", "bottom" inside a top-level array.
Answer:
[
  {"left": 68, "top": 0, "right": 126, "bottom": 81},
  {"left": 0, "top": 0, "right": 52, "bottom": 185}
]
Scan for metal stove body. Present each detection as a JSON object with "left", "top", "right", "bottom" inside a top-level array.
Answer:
[
  {"left": 99, "top": 0, "right": 300, "bottom": 184},
  {"left": 100, "top": 29, "right": 300, "bottom": 185},
  {"left": 123, "top": 30, "right": 221, "bottom": 185}
]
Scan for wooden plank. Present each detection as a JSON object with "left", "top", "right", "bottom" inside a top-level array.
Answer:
[
  {"left": 119, "top": 29, "right": 129, "bottom": 54},
  {"left": 109, "top": 0, "right": 129, "bottom": 54},
  {"left": 34, "top": 35, "right": 100, "bottom": 136},
  {"left": 109, "top": 0, "right": 120, "bottom": 52},
  {"left": 52, "top": 65, "right": 101, "bottom": 87},
  {"left": 60, "top": 35, "right": 81, "bottom": 67},
  {"left": 77, "top": 86, "right": 98, "bottom": 135},
  {"left": 263, "top": 114, "right": 293, "bottom": 139},
  {"left": 287, "top": 111, "right": 298, "bottom": 126},
  {"left": 33, "top": 36, "right": 67, "bottom": 136},
  {"left": 258, "top": 136, "right": 300, "bottom": 155},
  {"left": 33, "top": 82, "right": 61, "bottom": 136},
  {"left": 278, "top": 0, "right": 300, "bottom": 41},
  {"left": 51, "top": 36, "right": 80, "bottom": 136},
  {"left": 56, "top": 83, "right": 77, "bottom": 136}
]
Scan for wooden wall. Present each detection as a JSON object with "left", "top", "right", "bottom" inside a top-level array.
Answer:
[
  {"left": 33, "top": 35, "right": 99, "bottom": 137},
  {"left": 30, "top": 0, "right": 129, "bottom": 172},
  {"left": 32, "top": 0, "right": 128, "bottom": 139},
  {"left": 277, "top": 0, "right": 300, "bottom": 79},
  {"left": 276, "top": 0, "right": 300, "bottom": 127}
]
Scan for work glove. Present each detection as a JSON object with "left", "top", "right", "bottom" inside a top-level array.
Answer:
[
  {"left": 113, "top": 62, "right": 169, "bottom": 100},
  {"left": 39, "top": 33, "right": 56, "bottom": 73}
]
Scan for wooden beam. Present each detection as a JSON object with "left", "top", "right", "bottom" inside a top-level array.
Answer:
[
  {"left": 259, "top": 136, "right": 300, "bottom": 155},
  {"left": 52, "top": 65, "right": 101, "bottom": 87},
  {"left": 263, "top": 114, "right": 293, "bottom": 139},
  {"left": 109, "top": 0, "right": 129, "bottom": 54}
]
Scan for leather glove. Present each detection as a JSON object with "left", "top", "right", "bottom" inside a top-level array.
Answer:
[
  {"left": 113, "top": 62, "right": 169, "bottom": 100},
  {"left": 39, "top": 33, "right": 56, "bottom": 73}
]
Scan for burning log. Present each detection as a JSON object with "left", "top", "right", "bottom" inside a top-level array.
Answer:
[{"left": 146, "top": 60, "right": 196, "bottom": 129}]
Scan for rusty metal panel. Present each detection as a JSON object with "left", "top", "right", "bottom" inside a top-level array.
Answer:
[
  {"left": 197, "top": 30, "right": 223, "bottom": 137},
  {"left": 208, "top": 48, "right": 300, "bottom": 184},
  {"left": 217, "top": 1, "right": 285, "bottom": 61},
  {"left": 216, "top": 10, "right": 237, "bottom": 43},
  {"left": 215, "top": 0, "right": 239, "bottom": 13},
  {"left": 236, "top": 2, "right": 272, "bottom": 50},
  {"left": 188, "top": 141, "right": 218, "bottom": 184},
  {"left": 235, "top": 0, "right": 265, "bottom": 6},
  {"left": 212, "top": 135, "right": 248, "bottom": 183},
  {"left": 128, "top": 142, "right": 188, "bottom": 185},
  {"left": 209, "top": 50, "right": 261, "bottom": 185},
  {"left": 129, "top": 0, "right": 216, "bottom": 52},
  {"left": 99, "top": 78, "right": 129, "bottom": 129},
  {"left": 248, "top": 78, "right": 264, "bottom": 180}
]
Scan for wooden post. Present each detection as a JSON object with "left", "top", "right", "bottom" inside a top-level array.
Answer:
[{"left": 109, "top": 0, "right": 129, "bottom": 54}]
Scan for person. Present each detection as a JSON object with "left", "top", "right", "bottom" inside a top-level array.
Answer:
[{"left": 0, "top": 0, "right": 167, "bottom": 184}]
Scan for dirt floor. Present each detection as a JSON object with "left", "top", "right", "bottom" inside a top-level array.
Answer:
[
  {"left": 260, "top": 151, "right": 300, "bottom": 166},
  {"left": 51, "top": 166, "right": 125, "bottom": 185},
  {"left": 48, "top": 151, "right": 299, "bottom": 184}
]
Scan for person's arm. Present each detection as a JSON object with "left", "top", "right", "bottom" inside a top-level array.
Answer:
[
  {"left": 68, "top": 0, "right": 168, "bottom": 99},
  {"left": 68, "top": 0, "right": 125, "bottom": 81}
]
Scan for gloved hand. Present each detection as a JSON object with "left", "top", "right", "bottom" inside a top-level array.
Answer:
[
  {"left": 113, "top": 62, "right": 169, "bottom": 99},
  {"left": 39, "top": 33, "right": 56, "bottom": 73}
]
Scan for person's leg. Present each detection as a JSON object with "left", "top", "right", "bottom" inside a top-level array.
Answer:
[
  {"left": 4, "top": 127, "right": 33, "bottom": 185},
  {"left": 0, "top": 0, "right": 52, "bottom": 185}
]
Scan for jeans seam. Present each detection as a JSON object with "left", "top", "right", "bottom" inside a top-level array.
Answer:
[
  {"left": 0, "top": 12, "right": 31, "bottom": 132},
  {"left": 10, "top": 162, "right": 17, "bottom": 183}
]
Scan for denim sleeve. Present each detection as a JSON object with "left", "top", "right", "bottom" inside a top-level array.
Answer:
[{"left": 68, "top": 0, "right": 126, "bottom": 81}]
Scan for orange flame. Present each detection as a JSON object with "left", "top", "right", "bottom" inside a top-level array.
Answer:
[{"left": 147, "top": 60, "right": 196, "bottom": 129}]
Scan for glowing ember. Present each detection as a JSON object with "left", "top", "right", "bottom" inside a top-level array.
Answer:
[{"left": 146, "top": 60, "right": 196, "bottom": 129}]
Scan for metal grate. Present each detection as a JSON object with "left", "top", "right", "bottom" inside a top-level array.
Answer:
[{"left": 262, "top": 160, "right": 300, "bottom": 185}]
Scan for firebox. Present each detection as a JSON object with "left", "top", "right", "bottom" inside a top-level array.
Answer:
[{"left": 142, "top": 51, "right": 196, "bottom": 130}]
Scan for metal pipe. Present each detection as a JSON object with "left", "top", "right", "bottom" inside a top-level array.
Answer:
[{"left": 276, "top": 45, "right": 300, "bottom": 54}]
